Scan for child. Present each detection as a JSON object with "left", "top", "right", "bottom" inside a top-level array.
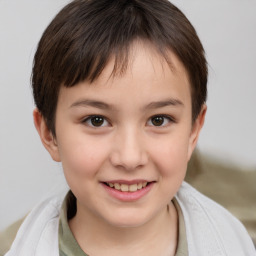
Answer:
[{"left": 3, "top": 0, "right": 255, "bottom": 255}]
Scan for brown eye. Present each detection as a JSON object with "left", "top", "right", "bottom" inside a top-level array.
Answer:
[
  {"left": 151, "top": 116, "right": 164, "bottom": 126},
  {"left": 91, "top": 116, "right": 104, "bottom": 126},
  {"left": 83, "top": 115, "right": 109, "bottom": 127},
  {"left": 147, "top": 115, "right": 173, "bottom": 127}
]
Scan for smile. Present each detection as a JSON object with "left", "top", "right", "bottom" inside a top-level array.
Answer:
[
  {"left": 105, "top": 182, "right": 148, "bottom": 192},
  {"left": 102, "top": 180, "right": 154, "bottom": 201}
]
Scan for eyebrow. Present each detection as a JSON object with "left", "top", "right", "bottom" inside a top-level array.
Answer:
[
  {"left": 70, "top": 99, "right": 112, "bottom": 109},
  {"left": 144, "top": 98, "right": 184, "bottom": 110}
]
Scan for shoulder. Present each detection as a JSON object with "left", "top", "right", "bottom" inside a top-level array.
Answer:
[
  {"left": 175, "top": 182, "right": 256, "bottom": 256},
  {"left": 2, "top": 195, "right": 64, "bottom": 255}
]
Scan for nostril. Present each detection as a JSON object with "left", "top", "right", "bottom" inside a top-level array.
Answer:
[{"left": 110, "top": 150, "right": 148, "bottom": 171}]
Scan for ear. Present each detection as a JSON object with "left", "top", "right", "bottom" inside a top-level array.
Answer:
[
  {"left": 33, "top": 108, "right": 61, "bottom": 162},
  {"left": 187, "top": 104, "right": 207, "bottom": 161}
]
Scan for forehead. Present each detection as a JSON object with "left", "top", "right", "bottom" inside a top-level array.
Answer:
[
  {"left": 58, "top": 41, "right": 191, "bottom": 109},
  {"left": 98, "top": 40, "right": 190, "bottom": 85}
]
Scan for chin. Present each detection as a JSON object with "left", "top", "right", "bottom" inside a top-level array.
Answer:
[{"left": 102, "top": 209, "right": 157, "bottom": 229}]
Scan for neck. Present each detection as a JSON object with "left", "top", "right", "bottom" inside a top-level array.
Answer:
[{"left": 69, "top": 202, "right": 178, "bottom": 256}]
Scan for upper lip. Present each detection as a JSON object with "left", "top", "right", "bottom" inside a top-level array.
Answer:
[{"left": 102, "top": 179, "right": 153, "bottom": 185}]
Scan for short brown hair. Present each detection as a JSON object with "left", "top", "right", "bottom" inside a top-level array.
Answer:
[{"left": 32, "top": 0, "right": 207, "bottom": 136}]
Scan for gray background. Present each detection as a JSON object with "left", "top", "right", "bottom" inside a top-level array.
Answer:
[{"left": 0, "top": 0, "right": 256, "bottom": 230}]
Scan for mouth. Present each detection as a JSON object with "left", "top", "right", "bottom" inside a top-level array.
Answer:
[
  {"left": 103, "top": 181, "right": 154, "bottom": 192},
  {"left": 102, "top": 180, "right": 155, "bottom": 201}
]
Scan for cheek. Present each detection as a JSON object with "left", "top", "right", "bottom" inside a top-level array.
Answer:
[
  {"left": 150, "top": 134, "right": 190, "bottom": 179},
  {"left": 148, "top": 136, "right": 189, "bottom": 205},
  {"left": 58, "top": 135, "right": 110, "bottom": 181}
]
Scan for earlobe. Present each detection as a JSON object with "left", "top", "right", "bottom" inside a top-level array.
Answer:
[
  {"left": 33, "top": 109, "right": 61, "bottom": 162},
  {"left": 187, "top": 104, "right": 207, "bottom": 161}
]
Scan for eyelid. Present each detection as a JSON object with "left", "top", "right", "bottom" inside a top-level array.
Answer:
[
  {"left": 147, "top": 114, "right": 175, "bottom": 127},
  {"left": 82, "top": 115, "right": 111, "bottom": 127}
]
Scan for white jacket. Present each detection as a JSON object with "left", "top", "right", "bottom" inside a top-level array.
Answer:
[{"left": 5, "top": 182, "right": 256, "bottom": 256}]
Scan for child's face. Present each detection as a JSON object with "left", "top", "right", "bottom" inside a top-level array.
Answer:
[{"left": 37, "top": 42, "right": 205, "bottom": 228}]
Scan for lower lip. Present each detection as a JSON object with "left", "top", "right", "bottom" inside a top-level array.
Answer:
[{"left": 102, "top": 183, "right": 154, "bottom": 202}]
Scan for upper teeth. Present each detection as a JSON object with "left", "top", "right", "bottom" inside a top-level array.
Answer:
[{"left": 107, "top": 182, "right": 148, "bottom": 192}]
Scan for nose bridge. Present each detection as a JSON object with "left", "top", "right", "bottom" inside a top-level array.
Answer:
[{"left": 110, "top": 125, "right": 148, "bottom": 170}]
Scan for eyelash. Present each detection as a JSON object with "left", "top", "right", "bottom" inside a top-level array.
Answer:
[
  {"left": 82, "top": 115, "right": 110, "bottom": 127},
  {"left": 81, "top": 115, "right": 175, "bottom": 128},
  {"left": 147, "top": 115, "right": 175, "bottom": 127}
]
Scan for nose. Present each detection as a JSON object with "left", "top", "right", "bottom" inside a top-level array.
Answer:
[{"left": 110, "top": 127, "right": 148, "bottom": 171}]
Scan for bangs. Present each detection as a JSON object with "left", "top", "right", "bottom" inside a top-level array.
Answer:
[{"left": 52, "top": 0, "right": 170, "bottom": 87}]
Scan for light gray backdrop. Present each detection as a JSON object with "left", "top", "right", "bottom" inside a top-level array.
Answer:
[{"left": 1, "top": 0, "right": 256, "bottom": 230}]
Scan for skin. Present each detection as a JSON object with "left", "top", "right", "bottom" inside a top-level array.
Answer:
[{"left": 34, "top": 41, "right": 206, "bottom": 256}]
